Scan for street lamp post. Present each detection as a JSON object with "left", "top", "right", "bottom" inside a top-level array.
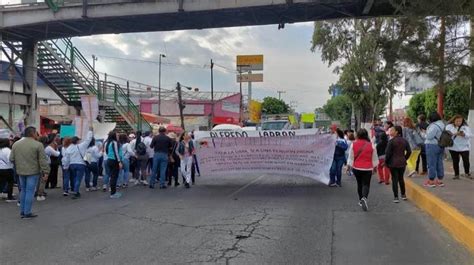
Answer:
[
  {"left": 176, "top": 82, "right": 193, "bottom": 130},
  {"left": 210, "top": 59, "right": 214, "bottom": 128},
  {"left": 158, "top": 54, "right": 166, "bottom": 116}
]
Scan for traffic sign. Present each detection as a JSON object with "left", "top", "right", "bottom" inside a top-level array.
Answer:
[
  {"left": 236, "top": 55, "right": 263, "bottom": 71},
  {"left": 237, "top": 73, "right": 263, "bottom": 83}
]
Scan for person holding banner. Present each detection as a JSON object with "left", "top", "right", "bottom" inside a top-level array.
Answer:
[
  {"left": 105, "top": 131, "right": 123, "bottom": 198},
  {"left": 329, "top": 129, "right": 348, "bottom": 187},
  {"left": 61, "top": 138, "right": 72, "bottom": 196},
  {"left": 347, "top": 129, "right": 379, "bottom": 212},
  {"left": 63, "top": 126, "right": 94, "bottom": 200},
  {"left": 385, "top": 126, "right": 412, "bottom": 203},
  {"left": 177, "top": 132, "right": 195, "bottom": 189}
]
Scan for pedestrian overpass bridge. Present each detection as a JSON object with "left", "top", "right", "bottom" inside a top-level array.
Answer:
[{"left": 2, "top": 0, "right": 394, "bottom": 41}]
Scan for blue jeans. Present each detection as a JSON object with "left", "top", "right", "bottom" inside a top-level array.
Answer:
[
  {"left": 62, "top": 167, "right": 71, "bottom": 193},
  {"left": 19, "top": 175, "right": 40, "bottom": 216},
  {"left": 426, "top": 144, "right": 445, "bottom": 180},
  {"left": 85, "top": 162, "right": 99, "bottom": 188},
  {"left": 118, "top": 158, "right": 130, "bottom": 185},
  {"left": 329, "top": 158, "right": 345, "bottom": 185},
  {"left": 150, "top": 152, "right": 169, "bottom": 187},
  {"left": 70, "top": 164, "right": 86, "bottom": 194}
]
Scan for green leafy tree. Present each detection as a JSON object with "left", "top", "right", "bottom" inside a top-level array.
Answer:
[
  {"left": 312, "top": 18, "right": 417, "bottom": 124},
  {"left": 261, "top": 97, "right": 289, "bottom": 115},
  {"left": 407, "top": 80, "right": 469, "bottom": 120},
  {"left": 322, "top": 95, "right": 352, "bottom": 128}
]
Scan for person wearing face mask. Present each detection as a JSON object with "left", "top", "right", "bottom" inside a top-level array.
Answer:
[{"left": 446, "top": 115, "right": 472, "bottom": 180}]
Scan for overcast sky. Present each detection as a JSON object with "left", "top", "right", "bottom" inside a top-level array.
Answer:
[{"left": 70, "top": 22, "right": 343, "bottom": 113}]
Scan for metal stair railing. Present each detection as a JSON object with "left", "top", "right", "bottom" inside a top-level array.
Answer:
[{"left": 44, "top": 38, "right": 151, "bottom": 131}]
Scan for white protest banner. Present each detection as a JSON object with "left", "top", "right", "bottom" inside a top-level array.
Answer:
[
  {"left": 93, "top": 122, "right": 116, "bottom": 140},
  {"left": 195, "top": 134, "right": 336, "bottom": 184},
  {"left": 194, "top": 128, "right": 319, "bottom": 140},
  {"left": 81, "top": 95, "right": 99, "bottom": 122}
]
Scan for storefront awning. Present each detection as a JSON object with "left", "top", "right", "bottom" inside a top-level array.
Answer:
[{"left": 141, "top": 112, "right": 170, "bottom": 124}]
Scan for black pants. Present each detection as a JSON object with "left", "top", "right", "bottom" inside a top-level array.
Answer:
[
  {"left": 107, "top": 160, "right": 120, "bottom": 195},
  {"left": 449, "top": 150, "right": 470, "bottom": 176},
  {"left": 0, "top": 168, "right": 14, "bottom": 199},
  {"left": 390, "top": 167, "right": 406, "bottom": 198},
  {"left": 46, "top": 164, "right": 59, "bottom": 188},
  {"left": 167, "top": 162, "right": 179, "bottom": 184},
  {"left": 353, "top": 169, "right": 372, "bottom": 200},
  {"left": 416, "top": 151, "right": 427, "bottom": 173}
]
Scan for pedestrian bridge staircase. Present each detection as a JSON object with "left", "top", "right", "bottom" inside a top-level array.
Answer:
[{"left": 4, "top": 38, "right": 151, "bottom": 132}]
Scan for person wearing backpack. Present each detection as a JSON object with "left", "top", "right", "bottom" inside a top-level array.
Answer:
[
  {"left": 446, "top": 115, "right": 472, "bottom": 180},
  {"left": 132, "top": 131, "right": 149, "bottom": 186},
  {"left": 424, "top": 112, "right": 447, "bottom": 188},
  {"left": 328, "top": 128, "right": 348, "bottom": 187}
]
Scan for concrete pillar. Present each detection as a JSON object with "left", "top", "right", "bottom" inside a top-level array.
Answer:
[{"left": 22, "top": 41, "right": 39, "bottom": 129}]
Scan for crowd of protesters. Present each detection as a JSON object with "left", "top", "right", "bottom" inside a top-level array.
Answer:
[
  {"left": 0, "top": 126, "right": 200, "bottom": 219},
  {"left": 329, "top": 111, "right": 472, "bottom": 212}
]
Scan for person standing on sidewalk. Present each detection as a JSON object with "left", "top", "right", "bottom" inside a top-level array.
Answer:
[
  {"left": 0, "top": 138, "right": 16, "bottom": 203},
  {"left": 385, "top": 126, "right": 412, "bottom": 203},
  {"left": 416, "top": 114, "right": 428, "bottom": 175},
  {"left": 10, "top": 126, "right": 50, "bottom": 219},
  {"left": 424, "top": 112, "right": 446, "bottom": 188},
  {"left": 328, "top": 128, "right": 348, "bottom": 187},
  {"left": 150, "top": 127, "right": 173, "bottom": 189},
  {"left": 347, "top": 129, "right": 379, "bottom": 212},
  {"left": 446, "top": 115, "right": 472, "bottom": 180},
  {"left": 61, "top": 138, "right": 72, "bottom": 196},
  {"left": 118, "top": 134, "right": 130, "bottom": 188},
  {"left": 376, "top": 132, "right": 391, "bottom": 185},
  {"left": 402, "top": 117, "right": 423, "bottom": 178},
  {"left": 105, "top": 131, "right": 123, "bottom": 198}
]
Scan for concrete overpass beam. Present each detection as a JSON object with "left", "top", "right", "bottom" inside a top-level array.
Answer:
[{"left": 21, "top": 41, "right": 39, "bottom": 128}]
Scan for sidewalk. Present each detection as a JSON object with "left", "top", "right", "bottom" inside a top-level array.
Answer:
[{"left": 406, "top": 161, "right": 474, "bottom": 253}]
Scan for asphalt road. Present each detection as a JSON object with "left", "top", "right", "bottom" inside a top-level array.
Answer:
[{"left": 0, "top": 173, "right": 473, "bottom": 265}]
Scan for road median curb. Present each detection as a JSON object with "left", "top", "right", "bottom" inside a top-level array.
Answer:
[{"left": 406, "top": 179, "right": 474, "bottom": 253}]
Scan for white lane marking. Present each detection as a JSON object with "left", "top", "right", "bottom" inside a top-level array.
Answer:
[{"left": 228, "top": 174, "right": 266, "bottom": 198}]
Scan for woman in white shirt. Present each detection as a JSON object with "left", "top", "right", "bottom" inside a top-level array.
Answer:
[
  {"left": 63, "top": 129, "right": 94, "bottom": 199},
  {"left": 446, "top": 115, "right": 472, "bottom": 179},
  {"left": 0, "top": 138, "right": 15, "bottom": 202},
  {"left": 85, "top": 138, "right": 102, "bottom": 191}
]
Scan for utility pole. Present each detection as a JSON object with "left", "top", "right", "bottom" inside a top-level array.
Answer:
[
  {"left": 210, "top": 59, "right": 214, "bottom": 127},
  {"left": 239, "top": 66, "right": 243, "bottom": 123},
  {"left": 158, "top": 53, "right": 166, "bottom": 116},
  {"left": 176, "top": 82, "right": 193, "bottom": 130},
  {"left": 248, "top": 70, "right": 252, "bottom": 103},
  {"left": 277, "top": 90, "right": 286, "bottom": 100},
  {"left": 177, "top": 82, "right": 185, "bottom": 130}
]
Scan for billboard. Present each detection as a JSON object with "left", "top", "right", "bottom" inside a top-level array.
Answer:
[
  {"left": 236, "top": 73, "right": 263, "bottom": 83},
  {"left": 236, "top": 55, "right": 264, "bottom": 71}
]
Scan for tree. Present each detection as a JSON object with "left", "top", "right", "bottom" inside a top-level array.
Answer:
[
  {"left": 407, "top": 80, "right": 469, "bottom": 121},
  {"left": 322, "top": 95, "right": 352, "bottom": 128},
  {"left": 261, "top": 97, "right": 289, "bottom": 115},
  {"left": 312, "top": 18, "right": 418, "bottom": 125}
]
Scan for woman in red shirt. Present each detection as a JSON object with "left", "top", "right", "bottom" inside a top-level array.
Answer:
[{"left": 347, "top": 129, "right": 379, "bottom": 211}]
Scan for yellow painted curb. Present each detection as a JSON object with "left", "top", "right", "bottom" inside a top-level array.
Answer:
[{"left": 406, "top": 179, "right": 474, "bottom": 253}]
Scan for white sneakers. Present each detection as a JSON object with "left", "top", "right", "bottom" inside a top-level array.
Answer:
[{"left": 36, "top": 196, "right": 46, "bottom": 202}]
